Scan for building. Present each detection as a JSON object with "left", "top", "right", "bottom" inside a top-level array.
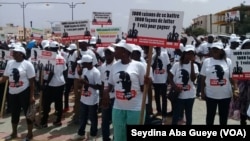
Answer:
[{"left": 192, "top": 4, "right": 250, "bottom": 36}]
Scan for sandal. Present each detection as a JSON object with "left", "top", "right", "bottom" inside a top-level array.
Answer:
[
  {"left": 23, "top": 134, "right": 33, "bottom": 141},
  {"left": 5, "top": 134, "right": 17, "bottom": 141}
]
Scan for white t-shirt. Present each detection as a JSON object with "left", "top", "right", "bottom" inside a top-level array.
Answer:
[
  {"left": 80, "top": 67, "right": 102, "bottom": 105},
  {"left": 170, "top": 62, "right": 199, "bottom": 99},
  {"left": 100, "top": 60, "right": 116, "bottom": 99},
  {"left": 67, "top": 52, "right": 78, "bottom": 79},
  {"left": 108, "top": 60, "right": 145, "bottom": 111},
  {"left": 200, "top": 58, "right": 233, "bottom": 99},
  {"left": 4, "top": 59, "right": 35, "bottom": 94},
  {"left": 151, "top": 51, "right": 170, "bottom": 84},
  {"left": 49, "top": 54, "right": 67, "bottom": 86}
]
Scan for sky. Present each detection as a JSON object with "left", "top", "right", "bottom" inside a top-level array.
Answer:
[{"left": 0, "top": 0, "right": 248, "bottom": 32}]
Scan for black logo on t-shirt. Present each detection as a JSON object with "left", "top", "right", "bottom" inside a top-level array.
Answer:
[{"left": 116, "top": 71, "right": 132, "bottom": 100}]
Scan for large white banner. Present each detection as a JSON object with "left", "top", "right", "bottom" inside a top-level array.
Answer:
[{"left": 126, "top": 9, "right": 184, "bottom": 48}]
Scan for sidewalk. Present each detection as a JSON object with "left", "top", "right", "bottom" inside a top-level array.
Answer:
[{"left": 0, "top": 93, "right": 243, "bottom": 141}]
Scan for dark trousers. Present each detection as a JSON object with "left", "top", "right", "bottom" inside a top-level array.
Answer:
[
  {"left": 205, "top": 97, "right": 231, "bottom": 125},
  {"left": 9, "top": 87, "right": 32, "bottom": 125},
  {"left": 172, "top": 98, "right": 195, "bottom": 125},
  {"left": 153, "top": 83, "right": 167, "bottom": 117},
  {"left": 64, "top": 78, "right": 74, "bottom": 109},
  {"left": 78, "top": 103, "right": 98, "bottom": 137},
  {"left": 101, "top": 98, "right": 114, "bottom": 141},
  {"left": 41, "top": 85, "right": 64, "bottom": 124}
]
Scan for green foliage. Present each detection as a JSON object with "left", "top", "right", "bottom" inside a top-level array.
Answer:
[{"left": 184, "top": 27, "right": 207, "bottom": 37}]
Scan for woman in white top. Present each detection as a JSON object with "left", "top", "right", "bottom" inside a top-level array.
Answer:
[
  {"left": 169, "top": 45, "right": 199, "bottom": 125},
  {"left": 0, "top": 46, "right": 36, "bottom": 140},
  {"left": 200, "top": 43, "right": 238, "bottom": 125}
]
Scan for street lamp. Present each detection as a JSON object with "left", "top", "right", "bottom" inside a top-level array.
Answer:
[
  {"left": 0, "top": 1, "right": 86, "bottom": 41},
  {"left": 43, "top": 2, "right": 86, "bottom": 21}
]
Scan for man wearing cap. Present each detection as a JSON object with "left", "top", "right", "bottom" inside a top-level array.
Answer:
[
  {"left": 102, "top": 41, "right": 146, "bottom": 141},
  {"left": 72, "top": 54, "right": 101, "bottom": 141},
  {"left": 72, "top": 39, "right": 98, "bottom": 124},
  {"left": 39, "top": 41, "right": 67, "bottom": 128},
  {"left": 0, "top": 46, "right": 36, "bottom": 140},
  {"left": 131, "top": 45, "right": 154, "bottom": 124},
  {"left": 63, "top": 43, "right": 78, "bottom": 112},
  {"left": 99, "top": 46, "right": 116, "bottom": 141},
  {"left": 151, "top": 46, "right": 171, "bottom": 122}
]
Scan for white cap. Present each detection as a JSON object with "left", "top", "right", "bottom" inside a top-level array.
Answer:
[
  {"left": 41, "top": 40, "right": 50, "bottom": 49},
  {"left": 67, "top": 43, "right": 77, "bottom": 50},
  {"left": 78, "top": 40, "right": 89, "bottom": 43},
  {"left": 12, "top": 46, "right": 26, "bottom": 55},
  {"left": 77, "top": 54, "right": 93, "bottom": 64},
  {"left": 183, "top": 45, "right": 195, "bottom": 52},
  {"left": 230, "top": 37, "right": 241, "bottom": 43},
  {"left": 89, "top": 36, "right": 97, "bottom": 44},
  {"left": 132, "top": 44, "right": 142, "bottom": 52},
  {"left": 113, "top": 40, "right": 133, "bottom": 53},
  {"left": 104, "top": 46, "right": 115, "bottom": 52},
  {"left": 211, "top": 42, "right": 224, "bottom": 49},
  {"left": 49, "top": 41, "right": 59, "bottom": 48}
]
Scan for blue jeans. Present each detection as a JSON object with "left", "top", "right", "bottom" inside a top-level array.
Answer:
[
  {"left": 172, "top": 98, "right": 195, "bottom": 125},
  {"left": 77, "top": 103, "right": 98, "bottom": 136},
  {"left": 101, "top": 98, "right": 114, "bottom": 141}
]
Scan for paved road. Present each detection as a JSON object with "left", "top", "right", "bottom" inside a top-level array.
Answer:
[{"left": 0, "top": 93, "right": 245, "bottom": 141}]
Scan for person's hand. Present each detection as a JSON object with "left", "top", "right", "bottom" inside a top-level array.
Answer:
[
  {"left": 201, "top": 91, "right": 206, "bottom": 100},
  {"left": 101, "top": 89, "right": 110, "bottom": 109},
  {"left": 30, "top": 96, "right": 35, "bottom": 104},
  {"left": 173, "top": 85, "right": 182, "bottom": 93},
  {"left": 233, "top": 89, "right": 240, "bottom": 97}
]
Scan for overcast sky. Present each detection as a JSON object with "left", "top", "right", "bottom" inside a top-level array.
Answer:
[{"left": 0, "top": 0, "right": 247, "bottom": 32}]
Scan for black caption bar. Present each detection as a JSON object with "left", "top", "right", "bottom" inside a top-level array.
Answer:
[{"left": 127, "top": 125, "right": 250, "bottom": 140}]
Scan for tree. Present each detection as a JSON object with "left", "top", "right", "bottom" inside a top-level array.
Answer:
[{"left": 184, "top": 26, "right": 207, "bottom": 37}]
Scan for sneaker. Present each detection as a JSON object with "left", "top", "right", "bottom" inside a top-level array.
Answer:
[
  {"left": 71, "top": 134, "right": 85, "bottom": 140},
  {"left": 35, "top": 123, "right": 48, "bottom": 129},
  {"left": 162, "top": 117, "right": 167, "bottom": 125},
  {"left": 53, "top": 121, "right": 62, "bottom": 126},
  {"left": 87, "top": 136, "right": 96, "bottom": 141}
]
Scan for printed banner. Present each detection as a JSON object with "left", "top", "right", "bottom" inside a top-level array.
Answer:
[
  {"left": 231, "top": 49, "right": 250, "bottom": 79},
  {"left": 94, "top": 27, "right": 122, "bottom": 47},
  {"left": 0, "top": 49, "right": 12, "bottom": 74},
  {"left": 92, "top": 12, "right": 112, "bottom": 25},
  {"left": 61, "top": 20, "right": 91, "bottom": 41},
  {"left": 225, "top": 11, "right": 240, "bottom": 23},
  {"left": 126, "top": 9, "right": 184, "bottom": 48}
]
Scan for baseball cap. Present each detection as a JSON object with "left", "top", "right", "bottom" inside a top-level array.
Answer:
[
  {"left": 211, "top": 42, "right": 224, "bottom": 49},
  {"left": 104, "top": 46, "right": 115, "bottom": 52},
  {"left": 78, "top": 40, "right": 89, "bottom": 43},
  {"left": 12, "top": 46, "right": 26, "bottom": 55},
  {"left": 67, "top": 43, "right": 77, "bottom": 50},
  {"left": 41, "top": 40, "right": 50, "bottom": 49},
  {"left": 113, "top": 40, "right": 133, "bottom": 53},
  {"left": 183, "top": 45, "right": 195, "bottom": 52},
  {"left": 49, "top": 41, "right": 59, "bottom": 48},
  {"left": 77, "top": 54, "right": 93, "bottom": 64}
]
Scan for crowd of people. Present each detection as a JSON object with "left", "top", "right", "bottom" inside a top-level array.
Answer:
[{"left": 0, "top": 33, "right": 249, "bottom": 141}]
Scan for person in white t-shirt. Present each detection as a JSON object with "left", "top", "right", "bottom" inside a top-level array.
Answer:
[
  {"left": 0, "top": 46, "right": 35, "bottom": 140},
  {"left": 168, "top": 45, "right": 199, "bottom": 125},
  {"left": 39, "top": 41, "right": 67, "bottom": 128},
  {"left": 72, "top": 40, "right": 98, "bottom": 124},
  {"left": 72, "top": 54, "right": 102, "bottom": 141},
  {"left": 99, "top": 46, "right": 116, "bottom": 141},
  {"left": 131, "top": 45, "right": 154, "bottom": 124},
  {"left": 151, "top": 46, "right": 171, "bottom": 119},
  {"left": 63, "top": 43, "right": 78, "bottom": 112},
  {"left": 200, "top": 43, "right": 238, "bottom": 125},
  {"left": 102, "top": 41, "right": 146, "bottom": 141}
]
